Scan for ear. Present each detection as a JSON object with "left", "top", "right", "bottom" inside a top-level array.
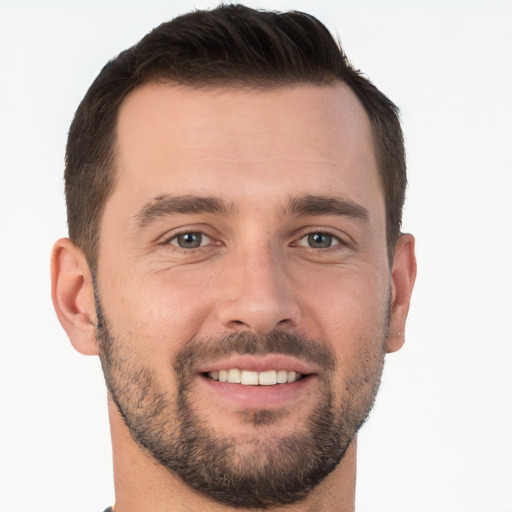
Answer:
[
  {"left": 386, "top": 233, "right": 417, "bottom": 353},
  {"left": 51, "top": 238, "right": 99, "bottom": 355}
]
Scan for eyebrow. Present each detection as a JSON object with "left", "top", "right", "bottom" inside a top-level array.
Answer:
[
  {"left": 135, "top": 194, "right": 233, "bottom": 227},
  {"left": 134, "top": 193, "right": 369, "bottom": 228},
  {"left": 284, "top": 195, "right": 369, "bottom": 223}
]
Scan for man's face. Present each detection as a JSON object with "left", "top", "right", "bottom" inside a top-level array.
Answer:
[{"left": 95, "top": 82, "right": 392, "bottom": 507}]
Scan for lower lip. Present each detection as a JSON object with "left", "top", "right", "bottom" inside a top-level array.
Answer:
[{"left": 198, "top": 374, "right": 316, "bottom": 409}]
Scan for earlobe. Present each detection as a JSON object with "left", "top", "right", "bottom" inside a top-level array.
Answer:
[
  {"left": 386, "top": 234, "right": 417, "bottom": 353},
  {"left": 51, "top": 238, "right": 99, "bottom": 355}
]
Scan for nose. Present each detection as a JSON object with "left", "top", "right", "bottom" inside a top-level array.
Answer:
[{"left": 215, "top": 243, "right": 301, "bottom": 335}]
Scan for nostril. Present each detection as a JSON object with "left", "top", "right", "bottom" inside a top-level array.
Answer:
[
  {"left": 227, "top": 317, "right": 294, "bottom": 334},
  {"left": 228, "top": 319, "right": 250, "bottom": 330},
  {"left": 217, "top": 290, "right": 301, "bottom": 335}
]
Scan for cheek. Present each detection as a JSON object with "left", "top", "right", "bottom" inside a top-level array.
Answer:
[
  {"left": 101, "top": 267, "right": 214, "bottom": 360},
  {"left": 313, "top": 272, "right": 389, "bottom": 394},
  {"left": 298, "top": 263, "right": 390, "bottom": 343}
]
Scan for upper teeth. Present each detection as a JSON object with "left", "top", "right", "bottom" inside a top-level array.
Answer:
[{"left": 208, "top": 369, "right": 302, "bottom": 385}]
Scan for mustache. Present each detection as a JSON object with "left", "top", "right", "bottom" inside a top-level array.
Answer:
[{"left": 174, "top": 330, "right": 337, "bottom": 375}]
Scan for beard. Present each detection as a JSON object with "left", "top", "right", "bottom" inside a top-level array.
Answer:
[{"left": 95, "top": 298, "right": 387, "bottom": 509}]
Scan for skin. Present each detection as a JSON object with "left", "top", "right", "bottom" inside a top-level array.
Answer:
[{"left": 51, "top": 82, "right": 416, "bottom": 512}]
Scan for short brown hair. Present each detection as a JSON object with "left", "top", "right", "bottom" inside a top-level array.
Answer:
[{"left": 65, "top": 4, "right": 406, "bottom": 271}]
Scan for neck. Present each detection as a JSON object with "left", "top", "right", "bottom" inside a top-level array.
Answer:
[{"left": 108, "top": 398, "right": 357, "bottom": 512}]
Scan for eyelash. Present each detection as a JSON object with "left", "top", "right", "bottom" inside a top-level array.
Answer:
[
  {"left": 164, "top": 231, "right": 214, "bottom": 250},
  {"left": 296, "top": 231, "right": 343, "bottom": 250},
  {"left": 162, "top": 229, "right": 346, "bottom": 252}
]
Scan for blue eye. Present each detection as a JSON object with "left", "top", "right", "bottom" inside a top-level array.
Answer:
[
  {"left": 299, "top": 232, "right": 340, "bottom": 249},
  {"left": 170, "top": 232, "right": 209, "bottom": 249}
]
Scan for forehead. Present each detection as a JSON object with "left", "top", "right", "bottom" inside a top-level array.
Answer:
[{"left": 109, "top": 82, "right": 382, "bottom": 219}]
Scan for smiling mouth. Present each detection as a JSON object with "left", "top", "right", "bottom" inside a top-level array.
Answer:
[{"left": 205, "top": 369, "right": 305, "bottom": 386}]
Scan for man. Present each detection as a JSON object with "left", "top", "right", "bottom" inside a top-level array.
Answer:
[{"left": 51, "top": 4, "right": 416, "bottom": 511}]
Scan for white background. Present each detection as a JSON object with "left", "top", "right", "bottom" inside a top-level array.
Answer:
[{"left": 0, "top": 1, "right": 511, "bottom": 511}]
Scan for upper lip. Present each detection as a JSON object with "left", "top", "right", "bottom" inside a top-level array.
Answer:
[{"left": 195, "top": 354, "right": 318, "bottom": 375}]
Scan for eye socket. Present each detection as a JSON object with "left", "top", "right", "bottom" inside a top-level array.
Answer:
[
  {"left": 168, "top": 232, "right": 211, "bottom": 249},
  {"left": 298, "top": 232, "right": 341, "bottom": 249}
]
